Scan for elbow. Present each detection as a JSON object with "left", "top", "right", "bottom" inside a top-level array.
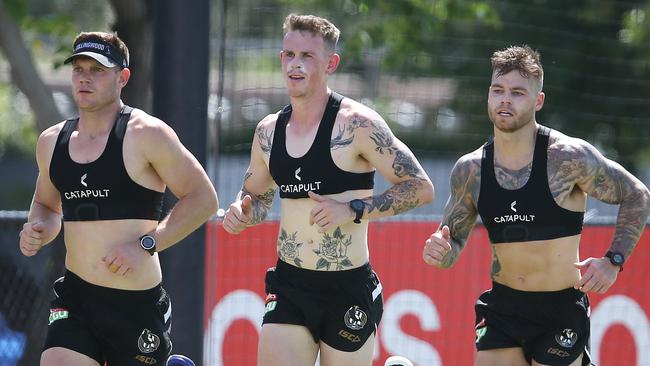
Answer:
[
  {"left": 200, "top": 185, "right": 219, "bottom": 218},
  {"left": 207, "top": 190, "right": 219, "bottom": 217},
  {"left": 422, "top": 179, "right": 435, "bottom": 205}
]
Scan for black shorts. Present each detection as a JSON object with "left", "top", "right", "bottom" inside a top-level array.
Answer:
[
  {"left": 43, "top": 271, "right": 172, "bottom": 365},
  {"left": 262, "top": 259, "right": 383, "bottom": 352},
  {"left": 474, "top": 282, "right": 591, "bottom": 366}
]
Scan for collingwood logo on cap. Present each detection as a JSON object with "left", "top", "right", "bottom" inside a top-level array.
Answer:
[
  {"left": 74, "top": 42, "right": 108, "bottom": 52},
  {"left": 65, "top": 38, "right": 128, "bottom": 68}
]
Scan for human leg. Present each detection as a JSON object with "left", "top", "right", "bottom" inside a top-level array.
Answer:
[
  {"left": 41, "top": 347, "right": 101, "bottom": 366},
  {"left": 319, "top": 333, "right": 375, "bottom": 366},
  {"left": 43, "top": 275, "right": 104, "bottom": 365},
  {"left": 532, "top": 354, "right": 584, "bottom": 366},
  {"left": 257, "top": 323, "right": 319, "bottom": 366},
  {"left": 474, "top": 348, "right": 529, "bottom": 366}
]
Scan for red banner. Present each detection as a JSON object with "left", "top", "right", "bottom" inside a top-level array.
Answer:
[{"left": 204, "top": 221, "right": 649, "bottom": 365}]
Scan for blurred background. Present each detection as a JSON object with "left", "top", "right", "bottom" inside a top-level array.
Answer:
[{"left": 1, "top": 0, "right": 650, "bottom": 365}]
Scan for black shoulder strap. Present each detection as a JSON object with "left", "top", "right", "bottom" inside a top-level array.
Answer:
[
  {"left": 113, "top": 105, "right": 134, "bottom": 139},
  {"left": 58, "top": 118, "right": 79, "bottom": 145}
]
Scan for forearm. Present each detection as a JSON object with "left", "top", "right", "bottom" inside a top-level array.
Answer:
[
  {"left": 154, "top": 190, "right": 218, "bottom": 252},
  {"left": 439, "top": 237, "right": 466, "bottom": 268},
  {"left": 239, "top": 186, "right": 275, "bottom": 226},
  {"left": 364, "top": 178, "right": 434, "bottom": 219},
  {"left": 28, "top": 202, "right": 62, "bottom": 245},
  {"left": 610, "top": 186, "right": 650, "bottom": 258}
]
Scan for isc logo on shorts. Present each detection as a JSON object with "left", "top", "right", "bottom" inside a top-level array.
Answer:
[
  {"left": 338, "top": 329, "right": 361, "bottom": 343},
  {"left": 48, "top": 308, "right": 69, "bottom": 325},
  {"left": 134, "top": 355, "right": 157, "bottom": 364}
]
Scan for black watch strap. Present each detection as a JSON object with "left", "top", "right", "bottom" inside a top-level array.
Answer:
[
  {"left": 605, "top": 250, "right": 624, "bottom": 272},
  {"left": 349, "top": 199, "right": 365, "bottom": 224}
]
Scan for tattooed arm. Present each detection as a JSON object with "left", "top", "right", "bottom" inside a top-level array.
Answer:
[
  {"left": 357, "top": 115, "right": 435, "bottom": 219},
  {"left": 553, "top": 138, "right": 650, "bottom": 260},
  {"left": 423, "top": 152, "right": 481, "bottom": 268},
  {"left": 222, "top": 116, "right": 278, "bottom": 234}
]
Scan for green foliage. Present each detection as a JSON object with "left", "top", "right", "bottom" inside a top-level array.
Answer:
[
  {"left": 0, "top": 0, "right": 114, "bottom": 160},
  {"left": 217, "top": 0, "right": 650, "bottom": 171},
  {"left": 279, "top": 0, "right": 500, "bottom": 76},
  {"left": 0, "top": 84, "right": 37, "bottom": 159},
  {"left": 1, "top": 0, "right": 112, "bottom": 68}
]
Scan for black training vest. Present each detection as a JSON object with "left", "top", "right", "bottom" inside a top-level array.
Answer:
[
  {"left": 269, "top": 92, "right": 375, "bottom": 199},
  {"left": 477, "top": 126, "right": 584, "bottom": 243},
  {"left": 49, "top": 106, "right": 164, "bottom": 221}
]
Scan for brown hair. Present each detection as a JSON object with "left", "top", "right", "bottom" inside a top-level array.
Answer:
[
  {"left": 282, "top": 14, "right": 340, "bottom": 53},
  {"left": 491, "top": 45, "right": 543, "bottom": 90},
  {"left": 72, "top": 31, "right": 130, "bottom": 66}
]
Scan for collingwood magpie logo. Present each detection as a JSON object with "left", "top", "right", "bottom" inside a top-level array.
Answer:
[
  {"left": 344, "top": 305, "right": 367, "bottom": 331},
  {"left": 555, "top": 328, "right": 578, "bottom": 348},
  {"left": 494, "top": 200, "right": 535, "bottom": 223},
  {"left": 137, "top": 328, "right": 160, "bottom": 353},
  {"left": 279, "top": 166, "right": 322, "bottom": 194},
  {"left": 81, "top": 173, "right": 88, "bottom": 187}
]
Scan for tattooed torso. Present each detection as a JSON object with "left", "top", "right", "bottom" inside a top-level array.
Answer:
[
  {"left": 440, "top": 130, "right": 623, "bottom": 291},
  {"left": 247, "top": 97, "right": 432, "bottom": 270},
  {"left": 276, "top": 111, "right": 375, "bottom": 269}
]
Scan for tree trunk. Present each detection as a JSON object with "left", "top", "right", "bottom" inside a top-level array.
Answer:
[
  {"left": 0, "top": 2, "right": 62, "bottom": 132},
  {"left": 109, "top": 0, "right": 154, "bottom": 112}
]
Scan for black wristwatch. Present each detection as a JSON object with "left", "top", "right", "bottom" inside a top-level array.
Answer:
[
  {"left": 139, "top": 235, "right": 157, "bottom": 256},
  {"left": 349, "top": 199, "right": 365, "bottom": 224},
  {"left": 605, "top": 250, "right": 624, "bottom": 272}
]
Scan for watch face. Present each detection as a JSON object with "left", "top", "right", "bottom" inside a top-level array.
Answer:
[
  {"left": 612, "top": 253, "right": 624, "bottom": 265},
  {"left": 351, "top": 199, "right": 364, "bottom": 211},
  {"left": 141, "top": 236, "right": 155, "bottom": 250}
]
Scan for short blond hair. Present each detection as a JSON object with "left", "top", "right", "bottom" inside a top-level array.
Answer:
[{"left": 282, "top": 14, "right": 340, "bottom": 53}]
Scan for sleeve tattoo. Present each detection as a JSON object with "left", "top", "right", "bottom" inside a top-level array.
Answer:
[
  {"left": 366, "top": 120, "right": 429, "bottom": 216},
  {"left": 548, "top": 143, "right": 650, "bottom": 258},
  {"left": 241, "top": 172, "right": 276, "bottom": 226},
  {"left": 439, "top": 158, "right": 480, "bottom": 268}
]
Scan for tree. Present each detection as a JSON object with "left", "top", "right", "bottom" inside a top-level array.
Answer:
[
  {"left": 0, "top": 0, "right": 154, "bottom": 134},
  {"left": 0, "top": 1, "right": 61, "bottom": 133}
]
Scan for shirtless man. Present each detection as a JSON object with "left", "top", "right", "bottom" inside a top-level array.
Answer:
[
  {"left": 422, "top": 45, "right": 650, "bottom": 366},
  {"left": 222, "top": 14, "right": 434, "bottom": 366},
  {"left": 18, "top": 31, "right": 218, "bottom": 365}
]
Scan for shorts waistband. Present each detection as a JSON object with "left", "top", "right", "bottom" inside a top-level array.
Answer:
[
  {"left": 274, "top": 259, "right": 372, "bottom": 280},
  {"left": 491, "top": 281, "right": 582, "bottom": 301},
  {"left": 61, "top": 270, "right": 163, "bottom": 301}
]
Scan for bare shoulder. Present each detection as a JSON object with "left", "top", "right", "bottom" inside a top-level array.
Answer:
[
  {"left": 338, "top": 97, "right": 383, "bottom": 123},
  {"left": 255, "top": 112, "right": 279, "bottom": 135},
  {"left": 126, "top": 108, "right": 175, "bottom": 140},
  {"left": 545, "top": 128, "right": 609, "bottom": 186},
  {"left": 336, "top": 97, "right": 394, "bottom": 147},
  {"left": 253, "top": 112, "right": 280, "bottom": 155},
  {"left": 36, "top": 121, "right": 66, "bottom": 161},
  {"left": 452, "top": 147, "right": 483, "bottom": 180},
  {"left": 546, "top": 129, "right": 599, "bottom": 162},
  {"left": 450, "top": 147, "right": 483, "bottom": 200},
  {"left": 38, "top": 121, "right": 65, "bottom": 144}
]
